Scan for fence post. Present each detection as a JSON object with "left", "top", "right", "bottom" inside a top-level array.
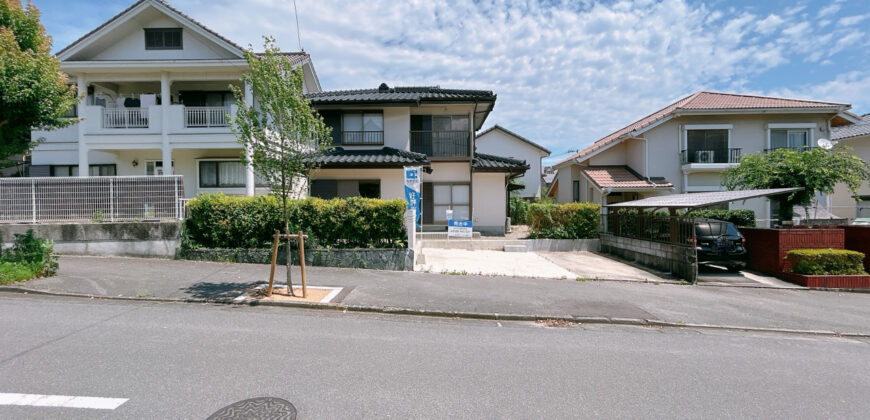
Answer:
[
  {"left": 31, "top": 179, "right": 36, "bottom": 223},
  {"left": 109, "top": 178, "right": 115, "bottom": 222}
]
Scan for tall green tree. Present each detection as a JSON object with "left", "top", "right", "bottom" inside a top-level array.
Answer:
[
  {"left": 723, "top": 146, "right": 870, "bottom": 224},
  {"left": 0, "top": 0, "right": 78, "bottom": 164},
  {"left": 229, "top": 37, "right": 331, "bottom": 294}
]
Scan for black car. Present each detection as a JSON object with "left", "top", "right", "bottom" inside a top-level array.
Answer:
[{"left": 690, "top": 221, "right": 747, "bottom": 271}]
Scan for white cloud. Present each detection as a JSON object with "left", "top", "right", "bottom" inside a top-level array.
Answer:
[
  {"left": 819, "top": 4, "right": 840, "bottom": 18},
  {"left": 839, "top": 14, "right": 870, "bottom": 26},
  {"left": 56, "top": 0, "right": 866, "bottom": 157}
]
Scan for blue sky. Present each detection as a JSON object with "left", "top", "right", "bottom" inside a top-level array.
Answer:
[{"left": 33, "top": 0, "right": 870, "bottom": 165}]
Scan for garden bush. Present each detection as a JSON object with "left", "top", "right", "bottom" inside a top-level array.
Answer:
[
  {"left": 0, "top": 230, "right": 58, "bottom": 284},
  {"left": 184, "top": 193, "right": 407, "bottom": 249},
  {"left": 527, "top": 202, "right": 600, "bottom": 239},
  {"left": 509, "top": 196, "right": 529, "bottom": 225},
  {"left": 684, "top": 209, "right": 755, "bottom": 227},
  {"left": 786, "top": 249, "right": 866, "bottom": 275}
]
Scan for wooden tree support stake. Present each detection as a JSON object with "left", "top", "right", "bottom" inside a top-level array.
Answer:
[{"left": 266, "top": 231, "right": 309, "bottom": 298}]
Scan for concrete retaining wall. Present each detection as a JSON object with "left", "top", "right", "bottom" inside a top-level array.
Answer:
[
  {"left": 0, "top": 222, "right": 180, "bottom": 258},
  {"left": 600, "top": 233, "right": 697, "bottom": 282},
  {"left": 178, "top": 247, "right": 414, "bottom": 271}
]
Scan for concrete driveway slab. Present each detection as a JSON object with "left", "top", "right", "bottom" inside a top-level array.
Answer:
[
  {"left": 416, "top": 248, "right": 576, "bottom": 279},
  {"left": 538, "top": 251, "right": 667, "bottom": 282}
]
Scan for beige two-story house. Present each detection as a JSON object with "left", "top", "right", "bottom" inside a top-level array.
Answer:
[
  {"left": 551, "top": 91, "right": 859, "bottom": 226},
  {"left": 305, "top": 84, "right": 528, "bottom": 235},
  {"left": 29, "top": 0, "right": 320, "bottom": 198},
  {"left": 831, "top": 114, "right": 870, "bottom": 219}
]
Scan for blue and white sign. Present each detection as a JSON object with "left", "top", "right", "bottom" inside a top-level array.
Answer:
[
  {"left": 404, "top": 166, "right": 422, "bottom": 228},
  {"left": 448, "top": 219, "right": 473, "bottom": 238}
]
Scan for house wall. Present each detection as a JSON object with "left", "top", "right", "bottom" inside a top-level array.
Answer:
[
  {"left": 87, "top": 13, "right": 238, "bottom": 61},
  {"left": 424, "top": 162, "right": 471, "bottom": 183},
  {"left": 472, "top": 172, "right": 507, "bottom": 235},
  {"left": 311, "top": 168, "right": 406, "bottom": 200},
  {"left": 625, "top": 138, "right": 646, "bottom": 176},
  {"left": 831, "top": 135, "right": 870, "bottom": 218},
  {"left": 476, "top": 129, "right": 545, "bottom": 198},
  {"left": 588, "top": 142, "right": 627, "bottom": 166}
]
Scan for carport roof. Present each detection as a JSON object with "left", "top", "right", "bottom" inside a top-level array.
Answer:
[{"left": 606, "top": 188, "right": 803, "bottom": 209}]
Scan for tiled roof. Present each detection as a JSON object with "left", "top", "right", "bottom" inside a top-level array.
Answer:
[
  {"left": 57, "top": 0, "right": 245, "bottom": 57},
  {"left": 308, "top": 147, "right": 429, "bottom": 168},
  {"left": 477, "top": 125, "right": 551, "bottom": 154},
  {"left": 556, "top": 91, "right": 850, "bottom": 167},
  {"left": 306, "top": 84, "right": 496, "bottom": 105},
  {"left": 832, "top": 115, "right": 870, "bottom": 140},
  {"left": 255, "top": 52, "right": 310, "bottom": 65},
  {"left": 472, "top": 153, "right": 529, "bottom": 173},
  {"left": 582, "top": 166, "right": 673, "bottom": 189}
]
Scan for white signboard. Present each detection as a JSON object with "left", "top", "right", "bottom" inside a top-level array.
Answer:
[{"left": 447, "top": 219, "right": 473, "bottom": 238}]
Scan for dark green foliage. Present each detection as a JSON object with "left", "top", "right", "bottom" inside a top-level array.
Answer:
[
  {"left": 184, "top": 193, "right": 407, "bottom": 249},
  {"left": 683, "top": 209, "right": 755, "bottom": 227},
  {"left": 509, "top": 196, "right": 529, "bottom": 225},
  {"left": 0, "top": 229, "right": 58, "bottom": 283},
  {"left": 527, "top": 202, "right": 600, "bottom": 239},
  {"left": 786, "top": 249, "right": 866, "bottom": 275}
]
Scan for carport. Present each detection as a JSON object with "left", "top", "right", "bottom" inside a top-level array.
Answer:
[{"left": 601, "top": 188, "right": 802, "bottom": 283}]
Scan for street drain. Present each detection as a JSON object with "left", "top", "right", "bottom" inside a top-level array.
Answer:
[{"left": 207, "top": 397, "right": 297, "bottom": 420}]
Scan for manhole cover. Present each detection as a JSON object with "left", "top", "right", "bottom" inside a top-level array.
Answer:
[{"left": 207, "top": 397, "right": 297, "bottom": 420}]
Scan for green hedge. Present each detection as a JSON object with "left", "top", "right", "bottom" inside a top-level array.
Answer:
[
  {"left": 509, "top": 196, "right": 529, "bottom": 225},
  {"left": 527, "top": 202, "right": 600, "bottom": 239},
  {"left": 684, "top": 209, "right": 755, "bottom": 227},
  {"left": 184, "top": 193, "right": 407, "bottom": 249},
  {"left": 0, "top": 230, "right": 58, "bottom": 284},
  {"left": 786, "top": 249, "right": 866, "bottom": 275}
]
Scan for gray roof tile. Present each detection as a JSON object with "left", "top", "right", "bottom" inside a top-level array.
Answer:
[
  {"left": 309, "top": 147, "right": 429, "bottom": 168},
  {"left": 832, "top": 116, "right": 870, "bottom": 140},
  {"left": 306, "top": 85, "right": 496, "bottom": 105},
  {"left": 473, "top": 153, "right": 529, "bottom": 173}
]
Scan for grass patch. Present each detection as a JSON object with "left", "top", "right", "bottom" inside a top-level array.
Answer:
[{"left": 0, "top": 262, "right": 37, "bottom": 285}]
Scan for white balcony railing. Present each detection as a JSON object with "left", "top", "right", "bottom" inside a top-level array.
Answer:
[
  {"left": 185, "top": 106, "right": 230, "bottom": 128},
  {"left": 102, "top": 108, "right": 149, "bottom": 129}
]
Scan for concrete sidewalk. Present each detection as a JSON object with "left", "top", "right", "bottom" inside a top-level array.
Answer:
[{"left": 9, "top": 256, "right": 870, "bottom": 335}]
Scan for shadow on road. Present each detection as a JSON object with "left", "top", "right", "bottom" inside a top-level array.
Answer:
[{"left": 181, "top": 282, "right": 259, "bottom": 299}]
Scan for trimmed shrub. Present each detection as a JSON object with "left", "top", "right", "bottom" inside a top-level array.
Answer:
[
  {"left": 184, "top": 193, "right": 407, "bottom": 249},
  {"left": 786, "top": 249, "right": 866, "bottom": 275},
  {"left": 684, "top": 209, "right": 755, "bottom": 227},
  {"left": 527, "top": 202, "right": 600, "bottom": 239},
  {"left": 0, "top": 230, "right": 58, "bottom": 282},
  {"left": 509, "top": 196, "right": 529, "bottom": 225}
]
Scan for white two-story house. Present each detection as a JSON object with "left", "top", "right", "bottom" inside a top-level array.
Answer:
[
  {"left": 551, "top": 91, "right": 860, "bottom": 226},
  {"left": 29, "top": 0, "right": 320, "bottom": 197},
  {"left": 475, "top": 125, "right": 551, "bottom": 199},
  {"left": 305, "top": 84, "right": 529, "bottom": 235}
]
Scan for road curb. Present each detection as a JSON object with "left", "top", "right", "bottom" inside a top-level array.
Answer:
[{"left": 2, "top": 286, "right": 868, "bottom": 338}]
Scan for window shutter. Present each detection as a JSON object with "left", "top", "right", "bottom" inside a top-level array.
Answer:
[{"left": 320, "top": 111, "right": 342, "bottom": 146}]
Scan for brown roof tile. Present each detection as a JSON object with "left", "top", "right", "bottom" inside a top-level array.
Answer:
[{"left": 583, "top": 166, "right": 673, "bottom": 189}]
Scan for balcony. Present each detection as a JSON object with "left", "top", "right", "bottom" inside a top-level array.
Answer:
[
  {"left": 342, "top": 131, "right": 384, "bottom": 146},
  {"left": 102, "top": 108, "right": 149, "bottom": 129},
  {"left": 410, "top": 130, "right": 470, "bottom": 158},
  {"left": 764, "top": 146, "right": 815, "bottom": 153},
  {"left": 680, "top": 148, "right": 741, "bottom": 173},
  {"left": 184, "top": 106, "right": 230, "bottom": 128}
]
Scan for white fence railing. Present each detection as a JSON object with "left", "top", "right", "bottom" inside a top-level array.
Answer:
[
  {"left": 0, "top": 176, "right": 185, "bottom": 223},
  {"left": 103, "top": 108, "right": 149, "bottom": 128},
  {"left": 185, "top": 106, "right": 230, "bottom": 128}
]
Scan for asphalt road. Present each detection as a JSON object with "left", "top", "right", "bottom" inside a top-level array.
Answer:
[{"left": 1, "top": 294, "right": 869, "bottom": 419}]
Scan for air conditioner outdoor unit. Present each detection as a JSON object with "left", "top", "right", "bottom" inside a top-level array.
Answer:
[{"left": 696, "top": 150, "right": 715, "bottom": 163}]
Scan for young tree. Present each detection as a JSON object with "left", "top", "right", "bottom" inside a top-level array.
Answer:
[
  {"left": 723, "top": 146, "right": 870, "bottom": 224},
  {"left": 0, "top": 0, "right": 78, "bottom": 164},
  {"left": 229, "top": 37, "right": 331, "bottom": 294}
]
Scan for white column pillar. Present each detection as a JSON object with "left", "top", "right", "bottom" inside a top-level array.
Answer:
[
  {"left": 161, "top": 72, "right": 173, "bottom": 175},
  {"left": 244, "top": 81, "right": 255, "bottom": 196},
  {"left": 76, "top": 75, "right": 89, "bottom": 177},
  {"left": 245, "top": 147, "right": 255, "bottom": 196}
]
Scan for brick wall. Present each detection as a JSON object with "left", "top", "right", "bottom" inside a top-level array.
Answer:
[{"left": 741, "top": 228, "right": 845, "bottom": 276}]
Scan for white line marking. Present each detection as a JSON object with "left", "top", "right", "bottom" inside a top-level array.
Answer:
[
  {"left": 0, "top": 393, "right": 127, "bottom": 410},
  {"left": 320, "top": 287, "right": 343, "bottom": 303}
]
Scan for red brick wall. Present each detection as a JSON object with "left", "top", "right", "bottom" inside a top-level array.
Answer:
[
  {"left": 741, "top": 228, "right": 845, "bottom": 276},
  {"left": 840, "top": 226, "right": 870, "bottom": 272},
  {"left": 784, "top": 273, "right": 870, "bottom": 288}
]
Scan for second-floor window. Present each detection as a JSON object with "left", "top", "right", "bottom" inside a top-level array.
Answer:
[
  {"left": 686, "top": 129, "right": 728, "bottom": 163},
  {"left": 770, "top": 129, "right": 809, "bottom": 151},
  {"left": 410, "top": 115, "right": 470, "bottom": 157},
  {"left": 145, "top": 28, "right": 182, "bottom": 50},
  {"left": 342, "top": 113, "right": 384, "bottom": 145}
]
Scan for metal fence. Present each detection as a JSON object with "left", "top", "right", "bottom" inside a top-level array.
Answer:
[
  {"left": 0, "top": 175, "right": 185, "bottom": 223},
  {"left": 185, "top": 106, "right": 230, "bottom": 128},
  {"left": 410, "top": 130, "right": 470, "bottom": 157},
  {"left": 604, "top": 211, "right": 702, "bottom": 245}
]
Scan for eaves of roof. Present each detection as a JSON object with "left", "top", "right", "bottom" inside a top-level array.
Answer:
[{"left": 472, "top": 153, "right": 529, "bottom": 173}]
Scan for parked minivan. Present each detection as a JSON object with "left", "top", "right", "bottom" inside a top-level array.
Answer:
[{"left": 690, "top": 221, "right": 747, "bottom": 272}]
